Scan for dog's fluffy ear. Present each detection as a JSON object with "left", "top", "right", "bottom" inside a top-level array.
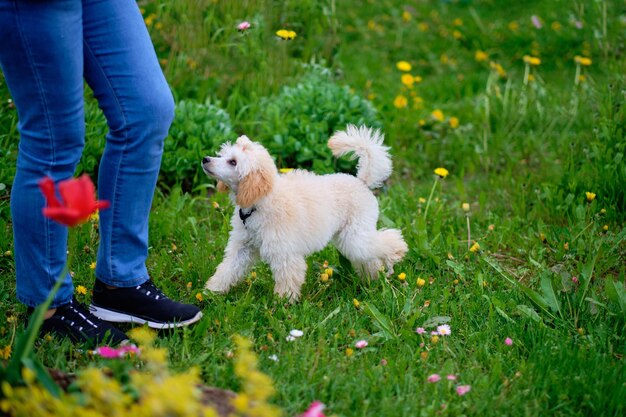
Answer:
[
  {"left": 236, "top": 135, "right": 252, "bottom": 146},
  {"left": 236, "top": 167, "right": 274, "bottom": 208},
  {"left": 216, "top": 180, "right": 229, "bottom": 193}
]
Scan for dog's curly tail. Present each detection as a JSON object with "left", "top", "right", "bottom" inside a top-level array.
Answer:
[{"left": 328, "top": 125, "right": 392, "bottom": 189}]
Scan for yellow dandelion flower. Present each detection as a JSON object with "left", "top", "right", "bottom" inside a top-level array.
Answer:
[
  {"left": 440, "top": 54, "right": 449, "bottom": 64},
  {"left": 523, "top": 55, "right": 541, "bottom": 66},
  {"left": 418, "top": 197, "right": 426, "bottom": 204},
  {"left": 0, "top": 345, "right": 11, "bottom": 360},
  {"left": 196, "top": 292, "right": 204, "bottom": 302},
  {"left": 600, "top": 208, "right": 606, "bottom": 214},
  {"left": 418, "top": 119, "right": 426, "bottom": 127},
  {"left": 453, "top": 18, "right": 463, "bottom": 26},
  {"left": 414, "top": 75, "right": 423, "bottom": 84},
  {"left": 345, "top": 348, "right": 354, "bottom": 357},
  {"left": 469, "top": 242, "right": 480, "bottom": 252},
  {"left": 398, "top": 272, "right": 406, "bottom": 281},
  {"left": 89, "top": 262, "right": 96, "bottom": 270},
  {"left": 434, "top": 167, "right": 449, "bottom": 178},
  {"left": 508, "top": 21, "right": 519, "bottom": 31},
  {"left": 394, "top": 95, "right": 408, "bottom": 109},
  {"left": 325, "top": 267, "right": 334, "bottom": 277},
  {"left": 250, "top": 271, "right": 257, "bottom": 279},
  {"left": 402, "top": 11, "right": 412, "bottom": 22},
  {"left": 212, "top": 201, "right": 220, "bottom": 209},
  {"left": 602, "top": 225, "right": 609, "bottom": 231},
  {"left": 396, "top": 61, "right": 412, "bottom": 72},
  {"left": 186, "top": 281, "right": 193, "bottom": 289},
  {"left": 462, "top": 203, "right": 470, "bottom": 212},
  {"left": 320, "top": 273, "right": 329, "bottom": 283},
  {"left": 431, "top": 335, "right": 439, "bottom": 344},
  {"left": 416, "top": 277, "right": 426, "bottom": 287},
  {"left": 279, "top": 168, "right": 294, "bottom": 173},
  {"left": 585, "top": 192, "right": 596, "bottom": 202},
  {"left": 449, "top": 117, "right": 459, "bottom": 129},
  {"left": 75, "top": 285, "right": 87, "bottom": 295},
  {"left": 475, "top": 50, "right": 488, "bottom": 62},
  {"left": 353, "top": 298, "right": 360, "bottom": 309},
  {"left": 418, "top": 22, "right": 429, "bottom": 32},
  {"left": 276, "top": 29, "right": 296, "bottom": 40},
  {"left": 4, "top": 250, "right": 12, "bottom": 257},
  {"left": 431, "top": 109, "right": 445, "bottom": 122},
  {"left": 574, "top": 55, "right": 592, "bottom": 66},
  {"left": 420, "top": 351, "right": 429, "bottom": 360},
  {"left": 563, "top": 242, "right": 569, "bottom": 251},
  {"left": 401, "top": 73, "right": 415, "bottom": 87},
  {"left": 489, "top": 61, "right": 507, "bottom": 77},
  {"left": 452, "top": 30, "right": 462, "bottom": 39}
]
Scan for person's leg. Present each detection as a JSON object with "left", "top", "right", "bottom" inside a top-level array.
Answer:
[
  {"left": 81, "top": 0, "right": 201, "bottom": 328},
  {"left": 0, "top": 0, "right": 84, "bottom": 308},
  {"left": 81, "top": 0, "right": 174, "bottom": 286}
]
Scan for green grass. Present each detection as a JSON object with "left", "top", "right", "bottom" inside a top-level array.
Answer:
[{"left": 1, "top": 0, "right": 625, "bottom": 416}]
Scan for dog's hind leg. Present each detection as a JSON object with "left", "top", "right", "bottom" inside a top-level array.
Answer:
[
  {"left": 269, "top": 255, "right": 307, "bottom": 302},
  {"left": 335, "top": 227, "right": 407, "bottom": 279}
]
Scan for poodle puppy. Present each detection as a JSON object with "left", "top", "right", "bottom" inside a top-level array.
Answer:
[{"left": 201, "top": 125, "right": 408, "bottom": 301}]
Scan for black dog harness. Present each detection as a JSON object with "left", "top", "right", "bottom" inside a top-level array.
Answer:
[{"left": 239, "top": 207, "right": 256, "bottom": 225}]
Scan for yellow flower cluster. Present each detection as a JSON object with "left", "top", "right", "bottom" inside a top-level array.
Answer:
[
  {"left": 276, "top": 29, "right": 296, "bottom": 40},
  {"left": 0, "top": 327, "right": 220, "bottom": 417},
  {"left": 231, "top": 335, "right": 281, "bottom": 417},
  {"left": 523, "top": 55, "right": 541, "bottom": 66}
]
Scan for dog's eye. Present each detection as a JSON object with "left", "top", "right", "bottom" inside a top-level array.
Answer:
[{"left": 228, "top": 159, "right": 237, "bottom": 166}]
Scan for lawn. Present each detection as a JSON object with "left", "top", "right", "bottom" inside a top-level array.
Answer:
[{"left": 0, "top": 0, "right": 625, "bottom": 416}]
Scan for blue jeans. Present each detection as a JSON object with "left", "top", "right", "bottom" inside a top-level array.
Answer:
[{"left": 0, "top": 0, "right": 175, "bottom": 308}]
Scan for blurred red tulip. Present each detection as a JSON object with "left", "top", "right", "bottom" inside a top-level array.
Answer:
[{"left": 39, "top": 174, "right": 109, "bottom": 227}]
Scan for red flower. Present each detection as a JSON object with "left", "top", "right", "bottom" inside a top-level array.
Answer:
[{"left": 39, "top": 174, "right": 110, "bottom": 227}]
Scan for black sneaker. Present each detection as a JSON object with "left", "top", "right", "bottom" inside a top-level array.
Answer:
[
  {"left": 29, "top": 297, "right": 128, "bottom": 345},
  {"left": 90, "top": 279, "right": 203, "bottom": 329}
]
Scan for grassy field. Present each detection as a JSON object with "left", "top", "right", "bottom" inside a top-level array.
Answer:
[{"left": 1, "top": 0, "right": 625, "bottom": 416}]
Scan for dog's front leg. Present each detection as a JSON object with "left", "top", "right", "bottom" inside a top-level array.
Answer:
[
  {"left": 268, "top": 255, "right": 307, "bottom": 302},
  {"left": 205, "top": 228, "right": 258, "bottom": 293}
]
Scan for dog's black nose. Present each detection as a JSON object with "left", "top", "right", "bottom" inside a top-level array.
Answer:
[{"left": 202, "top": 156, "right": 211, "bottom": 164}]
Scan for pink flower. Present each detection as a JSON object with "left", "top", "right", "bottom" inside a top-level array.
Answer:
[
  {"left": 237, "top": 21, "right": 251, "bottom": 31},
  {"left": 299, "top": 401, "right": 326, "bottom": 417},
  {"left": 355, "top": 340, "right": 368, "bottom": 349},
  {"left": 456, "top": 385, "right": 471, "bottom": 396},
  {"left": 505, "top": 337, "right": 513, "bottom": 346},
  {"left": 416, "top": 327, "right": 426, "bottom": 334},
  {"left": 427, "top": 374, "right": 441, "bottom": 383},
  {"left": 95, "top": 344, "right": 140, "bottom": 359},
  {"left": 447, "top": 374, "right": 457, "bottom": 381},
  {"left": 531, "top": 15, "right": 542, "bottom": 29},
  {"left": 571, "top": 276, "right": 579, "bottom": 284}
]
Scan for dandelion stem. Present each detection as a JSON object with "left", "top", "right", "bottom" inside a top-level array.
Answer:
[
  {"left": 466, "top": 215, "right": 471, "bottom": 250},
  {"left": 574, "top": 63, "right": 581, "bottom": 86},
  {"left": 423, "top": 179, "right": 438, "bottom": 220},
  {"left": 523, "top": 63, "right": 530, "bottom": 86}
]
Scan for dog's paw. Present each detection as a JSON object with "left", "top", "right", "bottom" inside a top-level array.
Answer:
[{"left": 204, "top": 278, "right": 230, "bottom": 293}]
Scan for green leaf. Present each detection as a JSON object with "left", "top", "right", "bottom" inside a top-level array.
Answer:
[
  {"left": 540, "top": 273, "right": 562, "bottom": 316},
  {"left": 21, "top": 358, "right": 61, "bottom": 399},
  {"left": 362, "top": 302, "right": 397, "bottom": 340},
  {"left": 516, "top": 304, "right": 543, "bottom": 323}
]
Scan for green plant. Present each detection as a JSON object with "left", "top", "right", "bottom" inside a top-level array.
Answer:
[
  {"left": 161, "top": 100, "right": 233, "bottom": 192},
  {"left": 257, "top": 65, "right": 381, "bottom": 173}
]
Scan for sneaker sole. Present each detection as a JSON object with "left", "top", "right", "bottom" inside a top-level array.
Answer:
[{"left": 89, "top": 305, "right": 203, "bottom": 329}]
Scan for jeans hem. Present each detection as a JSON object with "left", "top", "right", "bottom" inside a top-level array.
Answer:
[{"left": 95, "top": 275, "right": 149, "bottom": 288}]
